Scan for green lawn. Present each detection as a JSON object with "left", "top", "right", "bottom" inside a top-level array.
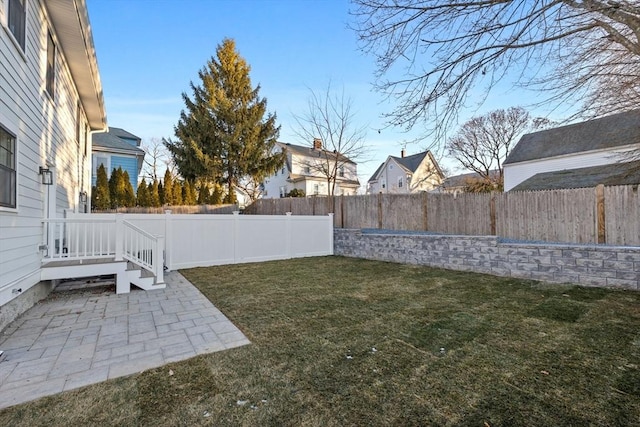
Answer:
[{"left": 1, "top": 256, "right": 639, "bottom": 426}]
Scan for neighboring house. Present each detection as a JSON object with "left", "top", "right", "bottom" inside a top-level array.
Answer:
[
  {"left": 0, "top": 0, "right": 107, "bottom": 327},
  {"left": 504, "top": 110, "right": 640, "bottom": 192},
  {"left": 438, "top": 170, "right": 501, "bottom": 194},
  {"left": 262, "top": 139, "right": 360, "bottom": 198},
  {"left": 510, "top": 160, "right": 640, "bottom": 191},
  {"left": 367, "top": 149, "right": 444, "bottom": 194},
  {"left": 92, "top": 127, "right": 145, "bottom": 191}
]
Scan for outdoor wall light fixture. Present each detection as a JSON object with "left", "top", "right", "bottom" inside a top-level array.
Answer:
[{"left": 39, "top": 166, "right": 53, "bottom": 185}]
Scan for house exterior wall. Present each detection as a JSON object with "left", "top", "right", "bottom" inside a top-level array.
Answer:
[
  {"left": 0, "top": 0, "right": 96, "bottom": 314},
  {"left": 410, "top": 158, "right": 443, "bottom": 192},
  {"left": 368, "top": 156, "right": 443, "bottom": 194},
  {"left": 91, "top": 153, "right": 139, "bottom": 191},
  {"left": 504, "top": 146, "right": 638, "bottom": 191},
  {"left": 262, "top": 164, "right": 289, "bottom": 198},
  {"left": 369, "top": 158, "right": 407, "bottom": 194},
  {"left": 262, "top": 148, "right": 359, "bottom": 198}
]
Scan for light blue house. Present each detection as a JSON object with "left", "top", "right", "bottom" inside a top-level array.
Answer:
[{"left": 92, "top": 127, "right": 145, "bottom": 191}]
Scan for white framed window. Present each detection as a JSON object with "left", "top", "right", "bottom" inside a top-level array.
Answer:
[
  {"left": 93, "top": 154, "right": 110, "bottom": 178},
  {"left": 7, "top": 0, "right": 26, "bottom": 52},
  {"left": 0, "top": 125, "right": 17, "bottom": 208},
  {"left": 313, "top": 183, "right": 319, "bottom": 195},
  {"left": 279, "top": 186, "right": 286, "bottom": 198},
  {"left": 398, "top": 176, "right": 403, "bottom": 188},
  {"left": 46, "top": 29, "right": 55, "bottom": 98},
  {"left": 304, "top": 166, "right": 311, "bottom": 174},
  {"left": 338, "top": 166, "right": 344, "bottom": 177}
]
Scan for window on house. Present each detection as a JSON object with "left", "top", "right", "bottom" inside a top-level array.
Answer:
[
  {"left": 304, "top": 166, "right": 310, "bottom": 174},
  {"left": 313, "top": 183, "right": 319, "bottom": 195},
  {"left": 398, "top": 176, "right": 403, "bottom": 188},
  {"left": 279, "top": 186, "right": 286, "bottom": 198},
  {"left": 46, "top": 30, "right": 55, "bottom": 97},
  {"left": 338, "top": 166, "right": 344, "bottom": 177},
  {"left": 93, "top": 155, "right": 109, "bottom": 178},
  {"left": 0, "top": 126, "right": 17, "bottom": 208},
  {"left": 75, "top": 102, "right": 81, "bottom": 146},
  {"left": 381, "top": 180, "right": 386, "bottom": 189},
  {"left": 8, "top": 0, "right": 26, "bottom": 51}
]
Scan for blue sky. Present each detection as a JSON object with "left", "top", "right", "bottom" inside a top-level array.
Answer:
[{"left": 86, "top": 0, "right": 554, "bottom": 185}]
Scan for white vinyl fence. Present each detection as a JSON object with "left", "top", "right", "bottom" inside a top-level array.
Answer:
[{"left": 64, "top": 211, "right": 334, "bottom": 271}]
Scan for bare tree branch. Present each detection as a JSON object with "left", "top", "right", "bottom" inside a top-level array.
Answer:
[
  {"left": 446, "top": 107, "right": 552, "bottom": 189},
  {"left": 351, "top": 0, "right": 640, "bottom": 139},
  {"left": 292, "top": 83, "right": 370, "bottom": 196}
]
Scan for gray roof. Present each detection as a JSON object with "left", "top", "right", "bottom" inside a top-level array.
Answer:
[
  {"left": 504, "top": 109, "right": 640, "bottom": 165},
  {"left": 367, "top": 162, "right": 385, "bottom": 183},
  {"left": 394, "top": 151, "right": 428, "bottom": 173},
  {"left": 441, "top": 170, "right": 500, "bottom": 189},
  {"left": 510, "top": 161, "right": 640, "bottom": 192},
  {"left": 368, "top": 150, "right": 439, "bottom": 182},
  {"left": 92, "top": 127, "right": 144, "bottom": 155},
  {"left": 277, "top": 142, "right": 356, "bottom": 165},
  {"left": 107, "top": 127, "right": 141, "bottom": 144}
]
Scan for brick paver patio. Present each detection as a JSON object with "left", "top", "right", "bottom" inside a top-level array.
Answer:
[{"left": 0, "top": 271, "right": 249, "bottom": 410}]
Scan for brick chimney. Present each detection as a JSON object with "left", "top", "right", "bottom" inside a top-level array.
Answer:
[
  {"left": 313, "top": 138, "right": 322, "bottom": 150},
  {"left": 401, "top": 148, "right": 406, "bottom": 158}
]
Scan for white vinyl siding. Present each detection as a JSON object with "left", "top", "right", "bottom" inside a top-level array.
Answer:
[{"left": 0, "top": 0, "right": 94, "bottom": 305}]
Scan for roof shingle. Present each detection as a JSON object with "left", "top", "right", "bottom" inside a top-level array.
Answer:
[{"left": 504, "top": 110, "right": 640, "bottom": 165}]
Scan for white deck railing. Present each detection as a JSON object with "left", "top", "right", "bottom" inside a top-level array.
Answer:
[
  {"left": 121, "top": 220, "right": 164, "bottom": 284},
  {"left": 42, "top": 216, "right": 164, "bottom": 283},
  {"left": 43, "top": 218, "right": 116, "bottom": 261}
]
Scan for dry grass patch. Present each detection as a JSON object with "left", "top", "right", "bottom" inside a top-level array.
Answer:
[{"left": 1, "top": 256, "right": 639, "bottom": 426}]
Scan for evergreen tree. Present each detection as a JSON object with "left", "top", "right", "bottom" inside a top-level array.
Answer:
[
  {"left": 149, "top": 179, "right": 161, "bottom": 207},
  {"left": 184, "top": 180, "right": 197, "bottom": 205},
  {"left": 162, "top": 169, "right": 173, "bottom": 206},
  {"left": 210, "top": 184, "right": 223, "bottom": 205},
  {"left": 122, "top": 171, "right": 136, "bottom": 207},
  {"left": 197, "top": 182, "right": 210, "bottom": 205},
  {"left": 108, "top": 167, "right": 128, "bottom": 209},
  {"left": 158, "top": 181, "right": 164, "bottom": 205},
  {"left": 173, "top": 179, "right": 183, "bottom": 205},
  {"left": 165, "top": 38, "right": 285, "bottom": 198},
  {"left": 92, "top": 164, "right": 110, "bottom": 210},
  {"left": 137, "top": 178, "right": 150, "bottom": 207}
]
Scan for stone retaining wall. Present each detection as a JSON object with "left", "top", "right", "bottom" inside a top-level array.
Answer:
[{"left": 334, "top": 229, "right": 640, "bottom": 290}]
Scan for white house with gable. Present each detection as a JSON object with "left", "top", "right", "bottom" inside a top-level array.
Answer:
[
  {"left": 504, "top": 110, "right": 640, "bottom": 191},
  {"left": 262, "top": 139, "right": 360, "bottom": 198},
  {"left": 0, "top": 0, "right": 108, "bottom": 330},
  {"left": 367, "top": 149, "right": 444, "bottom": 194}
]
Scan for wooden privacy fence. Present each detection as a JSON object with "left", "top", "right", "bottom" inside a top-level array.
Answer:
[{"left": 245, "top": 184, "right": 640, "bottom": 246}]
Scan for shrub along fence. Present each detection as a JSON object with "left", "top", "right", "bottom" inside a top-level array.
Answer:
[
  {"left": 93, "top": 204, "right": 238, "bottom": 214},
  {"left": 245, "top": 184, "right": 640, "bottom": 246}
]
